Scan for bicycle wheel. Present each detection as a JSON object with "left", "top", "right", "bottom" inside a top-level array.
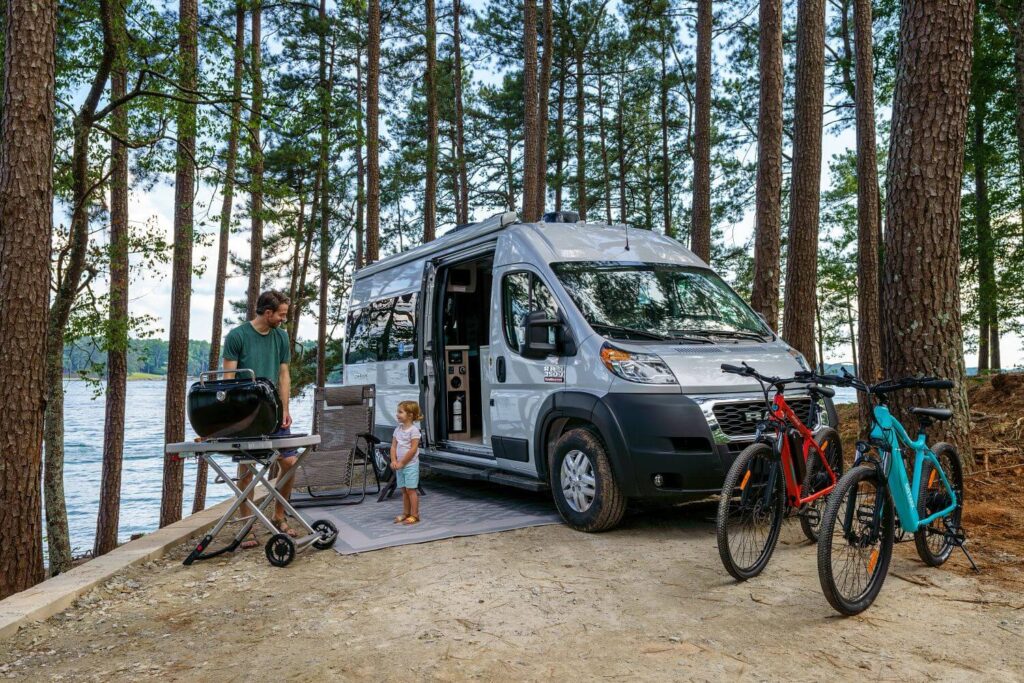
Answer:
[
  {"left": 914, "top": 442, "right": 964, "bottom": 567},
  {"left": 716, "top": 442, "right": 785, "bottom": 581},
  {"left": 799, "top": 427, "right": 843, "bottom": 543},
  {"left": 817, "top": 465, "right": 894, "bottom": 615}
]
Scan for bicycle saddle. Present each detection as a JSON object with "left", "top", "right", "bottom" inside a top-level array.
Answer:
[{"left": 909, "top": 407, "right": 953, "bottom": 421}]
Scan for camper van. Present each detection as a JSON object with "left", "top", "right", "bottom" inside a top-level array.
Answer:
[{"left": 342, "top": 211, "right": 837, "bottom": 531}]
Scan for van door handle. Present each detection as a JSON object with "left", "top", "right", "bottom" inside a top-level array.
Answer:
[
  {"left": 408, "top": 361, "right": 416, "bottom": 384},
  {"left": 496, "top": 356, "right": 506, "bottom": 383}
]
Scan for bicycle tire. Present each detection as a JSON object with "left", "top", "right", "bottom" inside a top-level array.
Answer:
[
  {"left": 914, "top": 442, "right": 964, "bottom": 567},
  {"left": 799, "top": 427, "right": 844, "bottom": 543},
  {"left": 716, "top": 442, "right": 785, "bottom": 581},
  {"left": 817, "top": 465, "right": 894, "bottom": 615}
]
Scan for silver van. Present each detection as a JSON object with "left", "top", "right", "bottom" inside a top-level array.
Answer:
[{"left": 342, "top": 211, "right": 837, "bottom": 531}]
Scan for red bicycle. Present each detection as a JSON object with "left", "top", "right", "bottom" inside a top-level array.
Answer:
[{"left": 715, "top": 363, "right": 844, "bottom": 580}]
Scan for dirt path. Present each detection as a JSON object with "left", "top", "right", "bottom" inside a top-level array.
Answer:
[{"left": 2, "top": 504, "right": 1022, "bottom": 681}]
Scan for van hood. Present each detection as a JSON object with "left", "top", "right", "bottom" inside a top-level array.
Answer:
[{"left": 631, "top": 341, "right": 809, "bottom": 394}]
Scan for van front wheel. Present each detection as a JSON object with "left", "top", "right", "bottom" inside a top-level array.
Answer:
[{"left": 550, "top": 428, "right": 626, "bottom": 532}]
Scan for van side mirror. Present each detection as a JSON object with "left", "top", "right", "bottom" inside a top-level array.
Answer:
[{"left": 522, "top": 310, "right": 560, "bottom": 359}]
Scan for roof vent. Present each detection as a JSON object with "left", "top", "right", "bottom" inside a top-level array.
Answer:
[{"left": 542, "top": 210, "right": 580, "bottom": 223}]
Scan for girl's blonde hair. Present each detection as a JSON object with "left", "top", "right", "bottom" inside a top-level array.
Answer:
[{"left": 398, "top": 400, "right": 423, "bottom": 422}]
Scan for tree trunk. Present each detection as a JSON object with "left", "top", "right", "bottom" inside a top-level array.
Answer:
[
  {"left": 616, "top": 71, "right": 626, "bottom": 224},
  {"left": 317, "top": 0, "right": 331, "bottom": 388},
  {"left": 246, "top": 2, "right": 264, "bottom": 318},
  {"left": 534, "top": 0, "right": 554, "bottom": 216},
  {"left": 355, "top": 46, "right": 366, "bottom": 268},
  {"left": 522, "top": 0, "right": 540, "bottom": 221},
  {"left": 574, "top": 45, "right": 587, "bottom": 220},
  {"left": 160, "top": 0, "right": 198, "bottom": 527},
  {"left": 853, "top": 0, "right": 882, "bottom": 434},
  {"left": 814, "top": 298, "right": 825, "bottom": 373},
  {"left": 881, "top": 0, "right": 974, "bottom": 465},
  {"left": 845, "top": 291, "right": 858, "bottom": 376},
  {"left": 554, "top": 48, "right": 566, "bottom": 213},
  {"left": 597, "top": 63, "right": 612, "bottom": 224},
  {"left": 292, "top": 170, "right": 321, "bottom": 343},
  {"left": 287, "top": 178, "right": 307, "bottom": 348},
  {"left": 452, "top": 0, "right": 469, "bottom": 224},
  {"left": 96, "top": 0, "right": 130, "bottom": 554},
  {"left": 366, "top": 0, "right": 381, "bottom": 263},
  {"left": 1014, "top": 3, "right": 1024, "bottom": 236},
  {"left": 975, "top": 92, "right": 992, "bottom": 375},
  {"left": 750, "top": 0, "right": 784, "bottom": 330},
  {"left": 208, "top": 3, "right": 245, "bottom": 374},
  {"left": 424, "top": 0, "right": 438, "bottom": 239},
  {"left": 690, "top": 0, "right": 712, "bottom": 261},
  {"left": 781, "top": 0, "right": 826, "bottom": 367},
  {"left": 660, "top": 33, "right": 673, "bottom": 238},
  {"left": 44, "top": 0, "right": 117, "bottom": 573}
]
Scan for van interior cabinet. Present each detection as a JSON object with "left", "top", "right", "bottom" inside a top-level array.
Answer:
[{"left": 445, "top": 345, "right": 472, "bottom": 441}]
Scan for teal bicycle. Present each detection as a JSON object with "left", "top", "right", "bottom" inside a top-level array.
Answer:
[{"left": 816, "top": 371, "right": 977, "bottom": 615}]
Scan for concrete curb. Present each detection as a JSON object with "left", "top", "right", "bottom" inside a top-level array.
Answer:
[{"left": 0, "top": 496, "right": 244, "bottom": 641}]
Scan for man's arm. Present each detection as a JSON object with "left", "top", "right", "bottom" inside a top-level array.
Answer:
[
  {"left": 279, "top": 363, "right": 291, "bottom": 428},
  {"left": 222, "top": 358, "right": 238, "bottom": 379}
]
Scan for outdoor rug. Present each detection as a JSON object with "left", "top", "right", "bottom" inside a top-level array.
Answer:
[{"left": 298, "top": 476, "right": 562, "bottom": 554}]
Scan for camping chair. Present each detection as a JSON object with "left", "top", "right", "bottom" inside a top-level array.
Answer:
[{"left": 291, "top": 384, "right": 382, "bottom": 507}]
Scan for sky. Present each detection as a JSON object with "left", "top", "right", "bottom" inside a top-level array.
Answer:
[{"left": 82, "top": 3, "right": 1022, "bottom": 370}]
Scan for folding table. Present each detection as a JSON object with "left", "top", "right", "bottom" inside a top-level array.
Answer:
[{"left": 166, "top": 433, "right": 337, "bottom": 567}]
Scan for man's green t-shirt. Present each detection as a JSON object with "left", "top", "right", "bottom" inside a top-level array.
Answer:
[{"left": 223, "top": 322, "right": 290, "bottom": 388}]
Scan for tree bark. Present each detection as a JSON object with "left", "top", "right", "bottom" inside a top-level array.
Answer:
[
  {"left": 881, "top": 0, "right": 974, "bottom": 464},
  {"left": 0, "top": 0, "right": 56, "bottom": 599},
  {"left": 96, "top": 0, "right": 130, "bottom": 555},
  {"left": 574, "top": 45, "right": 587, "bottom": 220},
  {"left": 246, "top": 2, "right": 264, "bottom": 318},
  {"left": 366, "top": 0, "right": 381, "bottom": 263},
  {"left": 1014, "top": 2, "right": 1024, "bottom": 237},
  {"left": 522, "top": 0, "right": 540, "bottom": 221},
  {"left": 355, "top": 45, "right": 366, "bottom": 268},
  {"left": 208, "top": 3, "right": 245, "bottom": 374},
  {"left": 292, "top": 170, "right": 320, "bottom": 343},
  {"left": 452, "top": 0, "right": 469, "bottom": 224},
  {"left": 781, "top": 0, "right": 826, "bottom": 367},
  {"left": 597, "top": 60, "right": 611, "bottom": 224},
  {"left": 853, "top": 0, "right": 882, "bottom": 434},
  {"left": 424, "top": 0, "right": 438, "bottom": 239},
  {"left": 690, "top": 0, "right": 712, "bottom": 261},
  {"left": 616, "top": 69, "right": 626, "bottom": 224},
  {"left": 750, "top": 0, "right": 784, "bottom": 330},
  {"left": 45, "top": 0, "right": 117, "bottom": 574},
  {"left": 317, "top": 0, "right": 331, "bottom": 388},
  {"left": 660, "top": 32, "right": 673, "bottom": 238},
  {"left": 161, "top": 0, "right": 199, "bottom": 527},
  {"left": 534, "top": 0, "right": 554, "bottom": 216},
  {"left": 554, "top": 46, "right": 566, "bottom": 212}
]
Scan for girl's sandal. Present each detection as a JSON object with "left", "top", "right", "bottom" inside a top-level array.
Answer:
[
  {"left": 401, "top": 515, "right": 420, "bottom": 525},
  {"left": 393, "top": 514, "right": 409, "bottom": 523}
]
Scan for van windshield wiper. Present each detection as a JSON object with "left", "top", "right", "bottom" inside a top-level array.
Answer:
[
  {"left": 664, "top": 330, "right": 716, "bottom": 344},
  {"left": 589, "top": 323, "right": 668, "bottom": 341},
  {"left": 671, "top": 328, "right": 767, "bottom": 342}
]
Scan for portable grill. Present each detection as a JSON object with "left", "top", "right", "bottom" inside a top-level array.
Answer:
[{"left": 166, "top": 432, "right": 337, "bottom": 567}]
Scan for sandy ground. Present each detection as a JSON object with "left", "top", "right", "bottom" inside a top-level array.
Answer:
[{"left": 2, "top": 501, "right": 1023, "bottom": 682}]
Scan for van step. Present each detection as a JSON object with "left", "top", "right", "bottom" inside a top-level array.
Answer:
[{"left": 421, "top": 460, "right": 549, "bottom": 493}]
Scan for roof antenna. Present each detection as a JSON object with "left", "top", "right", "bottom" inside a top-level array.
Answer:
[{"left": 623, "top": 221, "right": 630, "bottom": 251}]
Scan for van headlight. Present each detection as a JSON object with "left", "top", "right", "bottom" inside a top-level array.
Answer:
[{"left": 600, "top": 343, "right": 677, "bottom": 384}]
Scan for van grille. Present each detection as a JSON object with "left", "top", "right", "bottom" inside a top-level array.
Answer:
[{"left": 712, "top": 397, "right": 814, "bottom": 438}]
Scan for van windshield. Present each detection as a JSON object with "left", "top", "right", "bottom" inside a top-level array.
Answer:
[{"left": 551, "top": 261, "right": 770, "bottom": 342}]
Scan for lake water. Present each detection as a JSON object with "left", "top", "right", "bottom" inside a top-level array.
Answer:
[{"left": 54, "top": 380, "right": 856, "bottom": 555}]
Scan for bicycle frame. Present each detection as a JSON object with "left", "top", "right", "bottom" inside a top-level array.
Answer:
[
  {"left": 869, "top": 404, "right": 958, "bottom": 534},
  {"left": 757, "top": 392, "right": 838, "bottom": 508}
]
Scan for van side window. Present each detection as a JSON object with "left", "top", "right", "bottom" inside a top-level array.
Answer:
[
  {"left": 387, "top": 293, "right": 417, "bottom": 360},
  {"left": 502, "top": 271, "right": 559, "bottom": 353},
  {"left": 345, "top": 294, "right": 418, "bottom": 364}
]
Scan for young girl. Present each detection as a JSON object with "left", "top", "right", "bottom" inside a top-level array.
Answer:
[{"left": 391, "top": 400, "right": 423, "bottom": 525}]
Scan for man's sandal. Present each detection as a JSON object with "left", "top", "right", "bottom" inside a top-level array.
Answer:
[
  {"left": 401, "top": 515, "right": 420, "bottom": 525},
  {"left": 240, "top": 531, "right": 260, "bottom": 549},
  {"left": 273, "top": 519, "right": 300, "bottom": 538}
]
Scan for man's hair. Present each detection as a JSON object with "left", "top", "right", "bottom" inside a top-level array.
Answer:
[
  {"left": 256, "top": 290, "right": 290, "bottom": 315},
  {"left": 398, "top": 400, "right": 423, "bottom": 422}
]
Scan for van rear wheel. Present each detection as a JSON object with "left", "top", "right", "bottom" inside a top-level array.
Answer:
[{"left": 550, "top": 428, "right": 626, "bottom": 532}]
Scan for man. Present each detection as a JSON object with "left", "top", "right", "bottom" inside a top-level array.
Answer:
[{"left": 222, "top": 290, "right": 296, "bottom": 547}]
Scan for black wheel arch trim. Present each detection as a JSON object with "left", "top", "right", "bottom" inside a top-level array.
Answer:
[{"left": 533, "top": 391, "right": 640, "bottom": 498}]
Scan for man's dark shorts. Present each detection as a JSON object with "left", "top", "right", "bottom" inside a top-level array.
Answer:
[{"left": 272, "top": 426, "right": 299, "bottom": 458}]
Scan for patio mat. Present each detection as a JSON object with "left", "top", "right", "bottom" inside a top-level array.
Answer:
[{"left": 298, "top": 477, "right": 562, "bottom": 554}]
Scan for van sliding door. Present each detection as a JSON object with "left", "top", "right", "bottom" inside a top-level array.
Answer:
[{"left": 417, "top": 260, "right": 439, "bottom": 447}]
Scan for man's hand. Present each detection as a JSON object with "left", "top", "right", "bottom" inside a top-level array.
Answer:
[{"left": 281, "top": 410, "right": 293, "bottom": 429}]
